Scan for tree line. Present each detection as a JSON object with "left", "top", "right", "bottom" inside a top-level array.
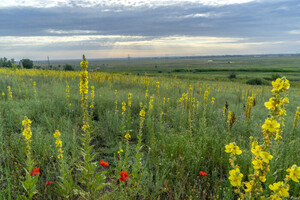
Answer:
[{"left": 0, "top": 57, "right": 33, "bottom": 69}]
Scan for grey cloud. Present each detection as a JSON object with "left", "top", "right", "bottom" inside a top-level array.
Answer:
[
  {"left": 1, "top": 0, "right": 300, "bottom": 58},
  {"left": 0, "top": 0, "right": 298, "bottom": 40}
]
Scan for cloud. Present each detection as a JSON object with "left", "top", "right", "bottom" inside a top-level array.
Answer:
[
  {"left": 45, "top": 29, "right": 99, "bottom": 35},
  {"left": 288, "top": 30, "right": 300, "bottom": 34},
  {"left": 0, "top": 0, "right": 258, "bottom": 8},
  {"left": 1, "top": 0, "right": 300, "bottom": 59}
]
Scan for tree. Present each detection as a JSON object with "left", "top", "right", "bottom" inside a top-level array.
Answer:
[
  {"left": 63, "top": 64, "right": 74, "bottom": 71},
  {"left": 21, "top": 59, "right": 33, "bottom": 69},
  {"left": 0, "top": 57, "right": 16, "bottom": 68}
]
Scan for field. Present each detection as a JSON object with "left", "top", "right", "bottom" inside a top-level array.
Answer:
[{"left": 0, "top": 55, "right": 299, "bottom": 199}]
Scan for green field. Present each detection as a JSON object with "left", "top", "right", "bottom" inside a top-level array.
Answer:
[{"left": 0, "top": 55, "right": 299, "bottom": 199}]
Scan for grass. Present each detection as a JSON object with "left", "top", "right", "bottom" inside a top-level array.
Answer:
[{"left": 0, "top": 57, "right": 299, "bottom": 199}]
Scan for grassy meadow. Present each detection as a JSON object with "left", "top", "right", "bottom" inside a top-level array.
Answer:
[{"left": 0, "top": 56, "right": 299, "bottom": 199}]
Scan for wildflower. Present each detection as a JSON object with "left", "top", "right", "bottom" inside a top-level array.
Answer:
[
  {"left": 122, "top": 102, "right": 126, "bottom": 115},
  {"left": 53, "top": 130, "right": 63, "bottom": 159},
  {"left": 55, "top": 139, "right": 62, "bottom": 147},
  {"left": 53, "top": 130, "right": 61, "bottom": 139},
  {"left": 30, "top": 167, "right": 40, "bottom": 176},
  {"left": 286, "top": 164, "right": 300, "bottom": 182},
  {"left": 140, "top": 109, "right": 146, "bottom": 118},
  {"left": 251, "top": 141, "right": 262, "bottom": 157},
  {"left": 22, "top": 117, "right": 32, "bottom": 141},
  {"left": 128, "top": 93, "right": 132, "bottom": 108},
  {"left": 124, "top": 132, "right": 131, "bottom": 140},
  {"left": 46, "top": 181, "right": 53, "bottom": 186},
  {"left": 90, "top": 85, "right": 95, "bottom": 108},
  {"left": 120, "top": 171, "right": 129, "bottom": 181},
  {"left": 262, "top": 118, "right": 280, "bottom": 132},
  {"left": 264, "top": 98, "right": 276, "bottom": 110},
  {"left": 225, "top": 143, "right": 242, "bottom": 155},
  {"left": 269, "top": 182, "right": 289, "bottom": 197},
  {"left": 270, "top": 194, "right": 282, "bottom": 200},
  {"left": 244, "top": 180, "right": 254, "bottom": 193},
  {"left": 211, "top": 97, "right": 215, "bottom": 105},
  {"left": 99, "top": 160, "right": 109, "bottom": 167},
  {"left": 271, "top": 78, "right": 284, "bottom": 92},
  {"left": 282, "top": 79, "right": 290, "bottom": 91},
  {"left": 260, "top": 151, "right": 273, "bottom": 163},
  {"left": 252, "top": 158, "right": 264, "bottom": 170},
  {"left": 118, "top": 149, "right": 124, "bottom": 154},
  {"left": 145, "top": 89, "right": 148, "bottom": 98},
  {"left": 228, "top": 168, "right": 243, "bottom": 187},
  {"left": 199, "top": 171, "right": 207, "bottom": 176},
  {"left": 82, "top": 124, "right": 89, "bottom": 131}
]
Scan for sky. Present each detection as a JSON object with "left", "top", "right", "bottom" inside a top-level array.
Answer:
[{"left": 1, "top": 0, "right": 300, "bottom": 60}]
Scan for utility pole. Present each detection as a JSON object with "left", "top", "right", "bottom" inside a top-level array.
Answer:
[{"left": 47, "top": 56, "right": 50, "bottom": 68}]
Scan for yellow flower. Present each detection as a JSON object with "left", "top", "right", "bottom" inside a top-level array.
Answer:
[
  {"left": 225, "top": 143, "right": 235, "bottom": 153},
  {"left": 264, "top": 98, "right": 276, "bottom": 110},
  {"left": 269, "top": 182, "right": 289, "bottom": 197},
  {"left": 260, "top": 151, "right": 273, "bottom": 163},
  {"left": 244, "top": 180, "right": 254, "bottom": 192},
  {"left": 118, "top": 149, "right": 124, "bottom": 154},
  {"left": 140, "top": 109, "right": 146, "bottom": 118},
  {"left": 82, "top": 124, "right": 89, "bottom": 131},
  {"left": 228, "top": 168, "right": 243, "bottom": 187},
  {"left": 22, "top": 117, "right": 32, "bottom": 141},
  {"left": 252, "top": 158, "right": 264, "bottom": 170},
  {"left": 22, "top": 118, "right": 32, "bottom": 127},
  {"left": 251, "top": 141, "right": 262, "bottom": 157},
  {"left": 259, "top": 175, "right": 266, "bottom": 182},
  {"left": 128, "top": 93, "right": 132, "bottom": 108},
  {"left": 225, "top": 143, "right": 242, "bottom": 155},
  {"left": 282, "top": 79, "right": 290, "bottom": 91},
  {"left": 286, "top": 164, "right": 300, "bottom": 182},
  {"left": 262, "top": 118, "right": 280, "bottom": 132},
  {"left": 125, "top": 132, "right": 131, "bottom": 140},
  {"left": 270, "top": 194, "right": 282, "bottom": 200},
  {"left": 53, "top": 130, "right": 61, "bottom": 138},
  {"left": 211, "top": 97, "right": 215, "bottom": 105},
  {"left": 271, "top": 78, "right": 284, "bottom": 92},
  {"left": 122, "top": 102, "right": 126, "bottom": 115},
  {"left": 55, "top": 139, "right": 62, "bottom": 147},
  {"left": 282, "top": 97, "right": 289, "bottom": 104},
  {"left": 269, "top": 182, "right": 280, "bottom": 191}
]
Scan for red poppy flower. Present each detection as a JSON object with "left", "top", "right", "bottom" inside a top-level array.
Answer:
[
  {"left": 100, "top": 160, "right": 109, "bottom": 167},
  {"left": 120, "top": 171, "right": 129, "bottom": 181},
  {"left": 30, "top": 167, "right": 40, "bottom": 176},
  {"left": 46, "top": 181, "right": 53, "bottom": 186},
  {"left": 199, "top": 171, "right": 207, "bottom": 176}
]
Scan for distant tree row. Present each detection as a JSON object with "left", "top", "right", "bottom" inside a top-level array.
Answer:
[
  {"left": 0, "top": 57, "right": 33, "bottom": 69},
  {"left": 0, "top": 57, "right": 76, "bottom": 71}
]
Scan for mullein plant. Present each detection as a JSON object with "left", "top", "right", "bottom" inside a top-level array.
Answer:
[
  {"left": 33, "top": 81, "right": 37, "bottom": 99},
  {"left": 225, "top": 77, "right": 300, "bottom": 200},
  {"left": 77, "top": 55, "right": 108, "bottom": 199},
  {"left": 18, "top": 117, "right": 40, "bottom": 200},
  {"left": 290, "top": 107, "right": 300, "bottom": 140},
  {"left": 66, "top": 83, "right": 71, "bottom": 107},
  {"left": 53, "top": 130, "right": 75, "bottom": 199},
  {"left": 132, "top": 107, "right": 146, "bottom": 182},
  {"left": 7, "top": 86, "right": 12, "bottom": 99}
]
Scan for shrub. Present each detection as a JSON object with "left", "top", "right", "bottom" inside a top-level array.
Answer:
[
  {"left": 246, "top": 78, "right": 269, "bottom": 85},
  {"left": 63, "top": 64, "right": 74, "bottom": 71},
  {"left": 228, "top": 72, "right": 237, "bottom": 79}
]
